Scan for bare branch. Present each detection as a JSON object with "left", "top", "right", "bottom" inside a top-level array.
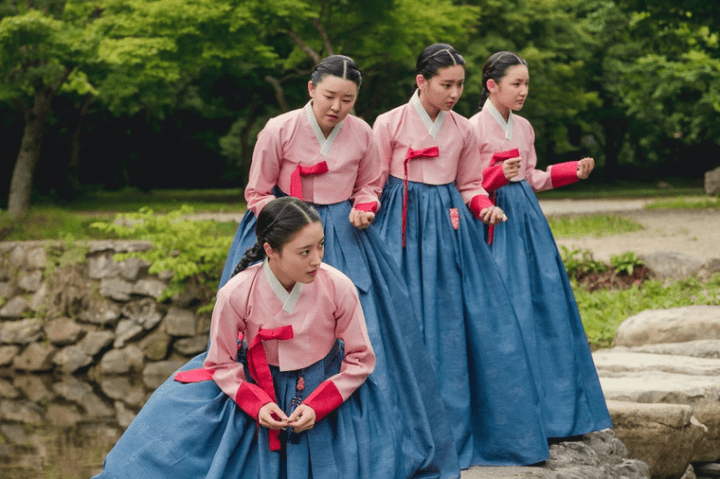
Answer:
[
  {"left": 286, "top": 29, "right": 322, "bottom": 64},
  {"left": 265, "top": 75, "right": 291, "bottom": 112},
  {"left": 312, "top": 18, "right": 334, "bottom": 56}
]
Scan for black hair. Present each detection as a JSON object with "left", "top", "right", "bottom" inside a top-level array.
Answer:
[
  {"left": 310, "top": 55, "right": 363, "bottom": 89},
  {"left": 232, "top": 197, "right": 322, "bottom": 277},
  {"left": 415, "top": 43, "right": 466, "bottom": 80},
  {"left": 478, "top": 51, "right": 528, "bottom": 109}
]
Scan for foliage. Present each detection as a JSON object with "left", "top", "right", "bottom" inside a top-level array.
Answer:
[
  {"left": 560, "top": 246, "right": 607, "bottom": 279},
  {"left": 547, "top": 213, "right": 643, "bottom": 239},
  {"left": 645, "top": 196, "right": 720, "bottom": 210},
  {"left": 609, "top": 251, "right": 644, "bottom": 276},
  {"left": 577, "top": 273, "right": 720, "bottom": 348},
  {"left": 91, "top": 206, "right": 233, "bottom": 304}
]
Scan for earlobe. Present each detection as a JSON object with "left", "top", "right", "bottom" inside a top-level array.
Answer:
[
  {"left": 487, "top": 79, "right": 497, "bottom": 93},
  {"left": 416, "top": 74, "right": 425, "bottom": 91}
]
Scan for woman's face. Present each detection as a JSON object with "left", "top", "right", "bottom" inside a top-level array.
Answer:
[
  {"left": 491, "top": 64, "right": 529, "bottom": 112},
  {"left": 308, "top": 75, "right": 358, "bottom": 136},
  {"left": 265, "top": 222, "right": 325, "bottom": 291},
  {"left": 417, "top": 64, "right": 465, "bottom": 115}
]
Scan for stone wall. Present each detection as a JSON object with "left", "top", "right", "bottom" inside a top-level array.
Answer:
[{"left": 0, "top": 240, "right": 212, "bottom": 424}]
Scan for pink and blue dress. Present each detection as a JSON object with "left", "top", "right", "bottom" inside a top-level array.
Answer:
[
  {"left": 468, "top": 100, "right": 611, "bottom": 438},
  {"left": 372, "top": 91, "right": 550, "bottom": 468}
]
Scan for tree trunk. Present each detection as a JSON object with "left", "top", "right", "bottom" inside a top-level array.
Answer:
[
  {"left": 240, "top": 96, "right": 260, "bottom": 186},
  {"left": 63, "top": 93, "right": 93, "bottom": 200},
  {"left": 7, "top": 88, "right": 55, "bottom": 219}
]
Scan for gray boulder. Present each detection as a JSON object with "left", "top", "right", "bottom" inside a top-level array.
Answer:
[
  {"left": 705, "top": 166, "right": 720, "bottom": 196},
  {"left": 640, "top": 251, "right": 704, "bottom": 280},
  {"left": 615, "top": 306, "right": 720, "bottom": 347}
]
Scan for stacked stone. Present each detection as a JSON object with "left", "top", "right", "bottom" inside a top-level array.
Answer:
[
  {"left": 594, "top": 305, "right": 720, "bottom": 479},
  {"left": 0, "top": 240, "right": 213, "bottom": 437}
]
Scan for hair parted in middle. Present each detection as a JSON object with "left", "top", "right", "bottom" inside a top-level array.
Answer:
[
  {"left": 232, "top": 196, "right": 322, "bottom": 277},
  {"left": 310, "top": 55, "right": 363, "bottom": 89},
  {"left": 415, "top": 43, "right": 466, "bottom": 80},
  {"left": 478, "top": 51, "right": 528, "bottom": 109}
]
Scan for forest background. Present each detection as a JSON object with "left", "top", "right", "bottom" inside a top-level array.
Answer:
[{"left": 1, "top": 0, "right": 719, "bottom": 219}]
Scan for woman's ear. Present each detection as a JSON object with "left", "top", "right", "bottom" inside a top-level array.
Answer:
[
  {"left": 416, "top": 74, "right": 426, "bottom": 91},
  {"left": 487, "top": 78, "right": 498, "bottom": 93},
  {"left": 307, "top": 80, "right": 315, "bottom": 99},
  {"left": 263, "top": 242, "right": 275, "bottom": 259}
]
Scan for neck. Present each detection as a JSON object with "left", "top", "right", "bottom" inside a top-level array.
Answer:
[
  {"left": 490, "top": 97, "right": 510, "bottom": 122},
  {"left": 418, "top": 92, "right": 440, "bottom": 121},
  {"left": 268, "top": 260, "right": 296, "bottom": 292}
]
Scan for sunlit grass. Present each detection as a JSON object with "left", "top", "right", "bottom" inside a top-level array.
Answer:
[
  {"left": 547, "top": 214, "right": 644, "bottom": 239},
  {"left": 645, "top": 195, "right": 720, "bottom": 210},
  {"left": 578, "top": 274, "right": 720, "bottom": 349}
]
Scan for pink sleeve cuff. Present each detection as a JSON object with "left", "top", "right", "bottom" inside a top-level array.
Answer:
[
  {"left": 354, "top": 202, "right": 378, "bottom": 214},
  {"left": 482, "top": 165, "right": 509, "bottom": 193},
  {"left": 550, "top": 161, "right": 580, "bottom": 189},
  {"left": 235, "top": 381, "right": 273, "bottom": 420},
  {"left": 469, "top": 194, "right": 494, "bottom": 218},
  {"left": 303, "top": 380, "right": 344, "bottom": 422}
]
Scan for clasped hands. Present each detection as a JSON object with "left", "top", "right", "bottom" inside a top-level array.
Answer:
[{"left": 258, "top": 402, "right": 316, "bottom": 433}]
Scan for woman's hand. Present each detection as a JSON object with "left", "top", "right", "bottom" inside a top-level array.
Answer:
[
  {"left": 287, "top": 404, "right": 317, "bottom": 433},
  {"left": 577, "top": 157, "right": 594, "bottom": 180},
  {"left": 349, "top": 208, "right": 375, "bottom": 229},
  {"left": 479, "top": 206, "right": 507, "bottom": 225},
  {"left": 502, "top": 157, "right": 522, "bottom": 180},
  {"left": 258, "top": 402, "right": 288, "bottom": 430}
]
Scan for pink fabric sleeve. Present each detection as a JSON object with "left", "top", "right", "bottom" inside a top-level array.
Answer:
[
  {"left": 244, "top": 122, "right": 282, "bottom": 216},
  {"left": 521, "top": 124, "right": 555, "bottom": 192},
  {"left": 204, "top": 288, "right": 271, "bottom": 419},
  {"left": 469, "top": 195, "right": 494, "bottom": 218},
  {"left": 351, "top": 128, "right": 383, "bottom": 210},
  {"left": 372, "top": 115, "right": 394, "bottom": 190},
  {"left": 455, "top": 125, "right": 489, "bottom": 205},
  {"left": 302, "top": 277, "right": 375, "bottom": 420}
]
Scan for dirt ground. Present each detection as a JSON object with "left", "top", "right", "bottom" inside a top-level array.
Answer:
[{"left": 538, "top": 198, "right": 720, "bottom": 263}]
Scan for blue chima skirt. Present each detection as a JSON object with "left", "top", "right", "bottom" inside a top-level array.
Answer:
[
  {"left": 216, "top": 191, "right": 461, "bottom": 478},
  {"left": 373, "top": 176, "right": 550, "bottom": 468},
  {"left": 95, "top": 342, "right": 405, "bottom": 479},
  {"left": 487, "top": 180, "right": 612, "bottom": 437}
]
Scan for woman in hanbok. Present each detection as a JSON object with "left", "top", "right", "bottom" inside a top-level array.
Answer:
[
  {"left": 468, "top": 51, "right": 612, "bottom": 438},
  {"left": 96, "top": 197, "right": 406, "bottom": 478},
  {"left": 372, "top": 43, "right": 549, "bottom": 468},
  {"left": 217, "top": 55, "right": 459, "bottom": 477}
]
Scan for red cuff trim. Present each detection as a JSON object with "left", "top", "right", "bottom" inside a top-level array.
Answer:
[
  {"left": 469, "top": 195, "right": 494, "bottom": 218},
  {"left": 354, "top": 202, "right": 378, "bottom": 214},
  {"left": 550, "top": 161, "right": 580, "bottom": 189},
  {"left": 482, "top": 165, "right": 510, "bottom": 193},
  {"left": 235, "top": 382, "right": 273, "bottom": 420},
  {"left": 303, "top": 380, "right": 344, "bottom": 422}
]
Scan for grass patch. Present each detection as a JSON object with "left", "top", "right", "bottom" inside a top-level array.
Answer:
[
  {"left": 536, "top": 179, "right": 704, "bottom": 199},
  {"left": 547, "top": 214, "right": 643, "bottom": 239},
  {"left": 578, "top": 274, "right": 720, "bottom": 348},
  {"left": 645, "top": 195, "right": 720, "bottom": 210}
]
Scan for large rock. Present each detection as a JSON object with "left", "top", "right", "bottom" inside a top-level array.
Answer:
[
  {"left": 173, "top": 335, "right": 207, "bottom": 356},
  {"left": 119, "top": 257, "right": 150, "bottom": 281},
  {"left": 164, "top": 307, "right": 198, "bottom": 337},
  {"left": 615, "top": 306, "right": 720, "bottom": 347},
  {"left": 0, "top": 345, "right": 20, "bottom": 366},
  {"left": 44, "top": 317, "right": 85, "bottom": 346},
  {"left": 613, "top": 340, "right": 720, "bottom": 359},
  {"left": 86, "top": 253, "right": 120, "bottom": 279},
  {"left": 13, "top": 375, "right": 54, "bottom": 402},
  {"left": 460, "top": 429, "right": 650, "bottom": 479},
  {"left": 0, "top": 297, "right": 30, "bottom": 319},
  {"left": 99, "top": 346, "right": 144, "bottom": 374},
  {"left": 132, "top": 278, "right": 166, "bottom": 299},
  {"left": 607, "top": 400, "right": 706, "bottom": 479},
  {"left": 640, "top": 251, "right": 704, "bottom": 280},
  {"left": 17, "top": 270, "right": 43, "bottom": 293},
  {"left": 46, "top": 403, "right": 83, "bottom": 427},
  {"left": 78, "top": 299, "right": 121, "bottom": 326},
  {"left": 121, "top": 299, "right": 163, "bottom": 330},
  {"left": 113, "top": 319, "right": 145, "bottom": 349},
  {"left": 0, "top": 318, "right": 43, "bottom": 344},
  {"left": 99, "top": 278, "right": 133, "bottom": 301},
  {"left": 25, "top": 247, "right": 47, "bottom": 269},
  {"left": 80, "top": 331, "right": 115, "bottom": 356},
  {"left": 139, "top": 328, "right": 171, "bottom": 361},
  {"left": 13, "top": 343, "right": 56, "bottom": 371},
  {"left": 53, "top": 376, "right": 93, "bottom": 403},
  {"left": 0, "top": 400, "right": 43, "bottom": 424},
  {"left": 705, "top": 166, "right": 720, "bottom": 196},
  {"left": 100, "top": 377, "right": 147, "bottom": 408},
  {"left": 53, "top": 345, "right": 94, "bottom": 373}
]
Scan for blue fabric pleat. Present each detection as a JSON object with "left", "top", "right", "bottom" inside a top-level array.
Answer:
[
  {"left": 485, "top": 181, "right": 612, "bottom": 438},
  {"left": 374, "top": 176, "right": 550, "bottom": 468},
  {"left": 95, "top": 344, "right": 405, "bottom": 479},
  {"left": 217, "top": 191, "right": 460, "bottom": 479}
]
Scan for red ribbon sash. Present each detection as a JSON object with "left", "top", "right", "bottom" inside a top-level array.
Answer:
[
  {"left": 490, "top": 148, "right": 519, "bottom": 166},
  {"left": 247, "top": 325, "right": 294, "bottom": 451},
  {"left": 290, "top": 161, "right": 329, "bottom": 200},
  {"left": 403, "top": 146, "right": 439, "bottom": 247}
]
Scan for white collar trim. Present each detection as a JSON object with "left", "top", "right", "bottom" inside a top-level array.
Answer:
[
  {"left": 263, "top": 258, "right": 303, "bottom": 313},
  {"left": 484, "top": 99, "right": 514, "bottom": 141},
  {"left": 411, "top": 90, "right": 444, "bottom": 138},
  {"left": 305, "top": 101, "right": 342, "bottom": 157}
]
